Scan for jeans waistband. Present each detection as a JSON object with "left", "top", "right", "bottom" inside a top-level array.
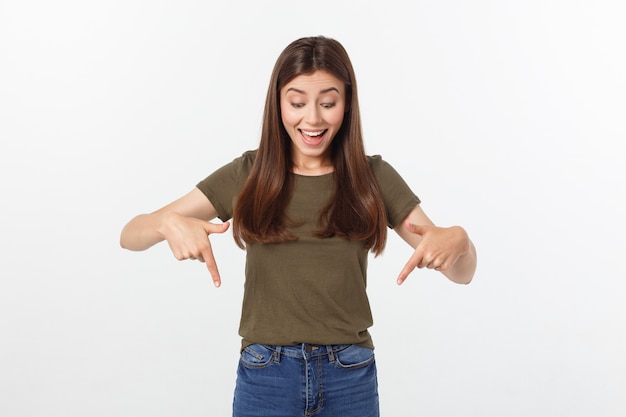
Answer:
[{"left": 263, "top": 343, "right": 351, "bottom": 361}]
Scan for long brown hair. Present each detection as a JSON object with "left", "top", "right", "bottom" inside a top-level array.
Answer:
[{"left": 233, "top": 36, "right": 388, "bottom": 255}]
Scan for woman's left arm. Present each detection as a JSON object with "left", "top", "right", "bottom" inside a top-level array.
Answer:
[{"left": 394, "top": 204, "right": 477, "bottom": 285}]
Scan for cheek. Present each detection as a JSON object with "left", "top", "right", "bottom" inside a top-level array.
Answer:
[
  {"left": 280, "top": 105, "right": 298, "bottom": 128},
  {"left": 328, "top": 108, "right": 346, "bottom": 128}
]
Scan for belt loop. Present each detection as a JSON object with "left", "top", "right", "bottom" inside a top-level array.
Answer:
[
  {"left": 326, "top": 345, "right": 336, "bottom": 363},
  {"left": 273, "top": 346, "right": 282, "bottom": 363}
]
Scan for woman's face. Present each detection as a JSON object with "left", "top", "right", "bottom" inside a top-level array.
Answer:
[{"left": 280, "top": 70, "right": 346, "bottom": 174}]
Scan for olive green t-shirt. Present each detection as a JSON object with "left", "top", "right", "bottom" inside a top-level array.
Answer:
[{"left": 197, "top": 150, "right": 420, "bottom": 350}]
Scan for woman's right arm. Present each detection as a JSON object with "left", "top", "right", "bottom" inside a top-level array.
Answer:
[{"left": 120, "top": 187, "right": 230, "bottom": 286}]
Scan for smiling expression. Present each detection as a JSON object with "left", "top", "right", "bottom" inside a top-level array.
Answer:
[{"left": 280, "top": 71, "right": 346, "bottom": 175}]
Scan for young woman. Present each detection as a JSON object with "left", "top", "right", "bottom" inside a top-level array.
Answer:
[{"left": 120, "top": 36, "right": 476, "bottom": 417}]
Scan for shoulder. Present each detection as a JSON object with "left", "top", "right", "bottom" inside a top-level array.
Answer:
[
  {"left": 238, "top": 149, "right": 258, "bottom": 167},
  {"left": 367, "top": 154, "right": 383, "bottom": 165},
  {"left": 366, "top": 154, "right": 415, "bottom": 193},
  {"left": 225, "top": 149, "right": 257, "bottom": 177},
  {"left": 366, "top": 154, "right": 421, "bottom": 226},
  {"left": 197, "top": 149, "right": 258, "bottom": 187},
  {"left": 366, "top": 154, "right": 397, "bottom": 179},
  {"left": 241, "top": 149, "right": 258, "bottom": 162}
]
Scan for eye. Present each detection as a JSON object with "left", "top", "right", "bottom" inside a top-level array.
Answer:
[
  {"left": 291, "top": 103, "right": 305, "bottom": 109},
  {"left": 321, "top": 103, "right": 335, "bottom": 108}
]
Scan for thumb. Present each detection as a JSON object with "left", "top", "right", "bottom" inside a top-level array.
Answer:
[{"left": 205, "top": 221, "right": 230, "bottom": 235}]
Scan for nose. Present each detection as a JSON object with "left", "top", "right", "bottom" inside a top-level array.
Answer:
[{"left": 304, "top": 105, "right": 322, "bottom": 125}]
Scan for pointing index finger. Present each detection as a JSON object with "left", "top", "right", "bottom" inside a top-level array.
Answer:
[
  {"left": 200, "top": 245, "right": 222, "bottom": 287},
  {"left": 397, "top": 251, "right": 421, "bottom": 285}
]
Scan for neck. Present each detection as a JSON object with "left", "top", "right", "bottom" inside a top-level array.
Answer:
[
  {"left": 292, "top": 163, "right": 334, "bottom": 176},
  {"left": 291, "top": 153, "right": 334, "bottom": 176}
]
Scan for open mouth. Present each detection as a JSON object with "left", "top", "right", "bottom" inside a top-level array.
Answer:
[
  {"left": 300, "top": 129, "right": 327, "bottom": 145},
  {"left": 301, "top": 129, "right": 325, "bottom": 137}
]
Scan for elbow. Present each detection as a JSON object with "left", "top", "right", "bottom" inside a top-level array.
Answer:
[
  {"left": 448, "top": 272, "right": 474, "bottom": 285},
  {"left": 459, "top": 274, "right": 474, "bottom": 285},
  {"left": 446, "top": 250, "right": 477, "bottom": 285},
  {"left": 119, "top": 224, "right": 136, "bottom": 251},
  {"left": 119, "top": 233, "right": 130, "bottom": 250}
]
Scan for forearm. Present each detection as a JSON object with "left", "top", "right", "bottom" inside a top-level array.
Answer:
[
  {"left": 119, "top": 212, "right": 169, "bottom": 251},
  {"left": 120, "top": 188, "right": 220, "bottom": 251}
]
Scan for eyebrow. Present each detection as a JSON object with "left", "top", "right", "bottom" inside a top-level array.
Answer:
[{"left": 285, "top": 87, "right": 340, "bottom": 95}]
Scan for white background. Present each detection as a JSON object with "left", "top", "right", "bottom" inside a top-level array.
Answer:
[{"left": 1, "top": 1, "right": 625, "bottom": 416}]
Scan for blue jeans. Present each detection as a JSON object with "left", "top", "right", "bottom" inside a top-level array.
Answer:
[{"left": 233, "top": 343, "right": 379, "bottom": 417}]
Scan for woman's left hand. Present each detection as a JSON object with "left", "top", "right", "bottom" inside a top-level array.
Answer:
[{"left": 397, "top": 223, "right": 471, "bottom": 285}]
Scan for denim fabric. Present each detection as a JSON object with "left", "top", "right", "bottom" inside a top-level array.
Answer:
[{"left": 233, "top": 344, "right": 379, "bottom": 417}]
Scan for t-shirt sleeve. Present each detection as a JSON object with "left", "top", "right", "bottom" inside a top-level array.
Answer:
[
  {"left": 196, "top": 150, "right": 256, "bottom": 222},
  {"left": 369, "top": 155, "right": 421, "bottom": 229}
]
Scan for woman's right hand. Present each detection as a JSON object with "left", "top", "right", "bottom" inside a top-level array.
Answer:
[
  {"left": 120, "top": 187, "right": 228, "bottom": 287},
  {"left": 160, "top": 212, "right": 230, "bottom": 287}
]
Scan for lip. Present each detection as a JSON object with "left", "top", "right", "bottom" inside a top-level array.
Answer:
[{"left": 299, "top": 129, "right": 327, "bottom": 146}]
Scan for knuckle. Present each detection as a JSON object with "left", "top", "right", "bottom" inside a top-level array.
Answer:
[{"left": 197, "top": 241, "right": 211, "bottom": 252}]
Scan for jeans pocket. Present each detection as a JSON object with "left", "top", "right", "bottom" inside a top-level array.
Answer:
[
  {"left": 335, "top": 345, "right": 375, "bottom": 369},
  {"left": 239, "top": 344, "right": 275, "bottom": 369}
]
